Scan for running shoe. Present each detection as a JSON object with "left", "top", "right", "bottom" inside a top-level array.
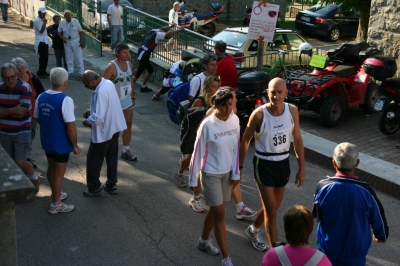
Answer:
[
  {"left": 174, "top": 172, "right": 187, "bottom": 188},
  {"left": 236, "top": 205, "right": 258, "bottom": 219},
  {"left": 197, "top": 238, "right": 220, "bottom": 256},
  {"left": 151, "top": 94, "right": 163, "bottom": 101},
  {"left": 244, "top": 226, "right": 267, "bottom": 251},
  {"left": 48, "top": 202, "right": 74, "bottom": 214},
  {"left": 103, "top": 183, "right": 117, "bottom": 194},
  {"left": 83, "top": 185, "right": 103, "bottom": 197},
  {"left": 140, "top": 85, "right": 152, "bottom": 92},
  {"left": 222, "top": 257, "right": 233, "bottom": 266},
  {"left": 121, "top": 149, "right": 138, "bottom": 161},
  {"left": 189, "top": 196, "right": 205, "bottom": 213}
]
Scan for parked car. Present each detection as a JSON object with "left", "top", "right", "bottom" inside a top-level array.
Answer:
[
  {"left": 295, "top": 3, "right": 359, "bottom": 42},
  {"left": 205, "top": 27, "right": 308, "bottom": 70},
  {"left": 82, "top": 0, "right": 145, "bottom": 41}
]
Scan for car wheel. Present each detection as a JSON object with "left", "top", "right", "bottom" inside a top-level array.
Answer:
[
  {"left": 319, "top": 95, "right": 345, "bottom": 127},
  {"left": 327, "top": 27, "right": 341, "bottom": 42},
  {"left": 360, "top": 82, "right": 380, "bottom": 113}
]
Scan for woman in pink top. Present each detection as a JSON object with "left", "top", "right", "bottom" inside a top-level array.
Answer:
[{"left": 262, "top": 205, "right": 332, "bottom": 266}]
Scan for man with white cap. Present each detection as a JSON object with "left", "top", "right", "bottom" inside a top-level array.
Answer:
[
  {"left": 33, "top": 7, "right": 50, "bottom": 79},
  {"left": 57, "top": 10, "right": 85, "bottom": 78}
]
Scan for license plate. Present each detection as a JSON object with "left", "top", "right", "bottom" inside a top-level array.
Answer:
[
  {"left": 301, "top": 16, "right": 310, "bottom": 22},
  {"left": 374, "top": 98, "right": 385, "bottom": 111}
]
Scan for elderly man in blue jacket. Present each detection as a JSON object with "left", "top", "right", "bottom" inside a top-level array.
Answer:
[{"left": 313, "top": 142, "right": 389, "bottom": 265}]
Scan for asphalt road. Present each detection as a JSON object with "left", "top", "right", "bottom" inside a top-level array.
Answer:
[{"left": 1, "top": 17, "right": 399, "bottom": 266}]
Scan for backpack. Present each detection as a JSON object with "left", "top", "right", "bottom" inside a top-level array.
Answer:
[
  {"left": 167, "top": 76, "right": 202, "bottom": 124},
  {"left": 177, "top": 96, "right": 206, "bottom": 125},
  {"left": 180, "top": 106, "right": 209, "bottom": 154}
]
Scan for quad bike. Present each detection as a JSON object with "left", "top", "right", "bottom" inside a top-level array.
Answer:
[
  {"left": 362, "top": 56, "right": 400, "bottom": 135},
  {"left": 178, "top": 2, "right": 224, "bottom": 36},
  {"left": 285, "top": 41, "right": 381, "bottom": 127}
]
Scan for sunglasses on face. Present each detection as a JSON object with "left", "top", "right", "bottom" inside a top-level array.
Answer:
[{"left": 216, "top": 88, "right": 230, "bottom": 96}]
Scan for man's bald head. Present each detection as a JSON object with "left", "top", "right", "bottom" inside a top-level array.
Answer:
[{"left": 268, "top": 77, "right": 286, "bottom": 90}]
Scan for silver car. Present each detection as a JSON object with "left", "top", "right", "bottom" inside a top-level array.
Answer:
[{"left": 206, "top": 27, "right": 308, "bottom": 70}]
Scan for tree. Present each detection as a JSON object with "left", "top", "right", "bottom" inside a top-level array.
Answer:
[{"left": 321, "top": 0, "right": 371, "bottom": 41}]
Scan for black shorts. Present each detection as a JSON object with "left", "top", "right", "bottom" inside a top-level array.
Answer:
[
  {"left": 135, "top": 56, "right": 154, "bottom": 78},
  {"left": 253, "top": 156, "right": 290, "bottom": 187},
  {"left": 46, "top": 152, "right": 70, "bottom": 163}
]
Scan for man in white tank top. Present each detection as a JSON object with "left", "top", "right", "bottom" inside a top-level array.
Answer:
[
  {"left": 102, "top": 43, "right": 137, "bottom": 161},
  {"left": 239, "top": 78, "right": 305, "bottom": 251}
]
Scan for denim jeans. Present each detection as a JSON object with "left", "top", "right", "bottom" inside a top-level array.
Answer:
[
  {"left": 110, "top": 25, "right": 123, "bottom": 50},
  {"left": 0, "top": 3, "right": 8, "bottom": 22}
]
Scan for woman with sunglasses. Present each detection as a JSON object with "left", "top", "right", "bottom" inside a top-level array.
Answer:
[
  {"left": 189, "top": 88, "right": 240, "bottom": 266},
  {"left": 11, "top": 57, "right": 45, "bottom": 169}
]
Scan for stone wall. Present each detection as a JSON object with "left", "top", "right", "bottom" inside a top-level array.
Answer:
[{"left": 368, "top": 0, "right": 400, "bottom": 77}]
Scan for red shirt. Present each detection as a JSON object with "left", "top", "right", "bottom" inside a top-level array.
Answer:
[{"left": 216, "top": 54, "right": 238, "bottom": 88}]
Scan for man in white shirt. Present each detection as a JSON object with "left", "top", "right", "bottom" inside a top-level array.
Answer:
[
  {"left": 188, "top": 54, "right": 218, "bottom": 101},
  {"left": 107, "top": 0, "right": 123, "bottom": 53},
  {"left": 57, "top": 10, "right": 85, "bottom": 77},
  {"left": 33, "top": 7, "right": 50, "bottom": 79},
  {"left": 82, "top": 70, "right": 126, "bottom": 197},
  {"left": 164, "top": 1, "right": 180, "bottom": 55}
]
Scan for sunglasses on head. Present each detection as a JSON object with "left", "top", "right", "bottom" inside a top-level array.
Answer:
[{"left": 216, "top": 88, "right": 230, "bottom": 96}]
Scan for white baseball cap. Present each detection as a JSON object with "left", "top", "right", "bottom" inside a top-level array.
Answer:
[{"left": 38, "top": 7, "right": 46, "bottom": 13}]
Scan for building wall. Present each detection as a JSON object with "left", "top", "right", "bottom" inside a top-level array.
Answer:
[{"left": 368, "top": 0, "right": 400, "bottom": 77}]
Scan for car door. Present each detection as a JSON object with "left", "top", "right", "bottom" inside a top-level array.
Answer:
[{"left": 335, "top": 9, "right": 359, "bottom": 36}]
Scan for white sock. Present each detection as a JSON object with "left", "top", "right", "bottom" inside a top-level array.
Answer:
[
  {"left": 141, "top": 84, "right": 147, "bottom": 88},
  {"left": 194, "top": 194, "right": 201, "bottom": 201},
  {"left": 123, "top": 146, "right": 129, "bottom": 153},
  {"left": 250, "top": 224, "right": 260, "bottom": 233},
  {"left": 236, "top": 202, "right": 245, "bottom": 212},
  {"left": 30, "top": 172, "right": 38, "bottom": 181}
]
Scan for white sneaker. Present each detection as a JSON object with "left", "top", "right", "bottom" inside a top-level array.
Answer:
[
  {"left": 236, "top": 205, "right": 258, "bottom": 219},
  {"left": 197, "top": 238, "right": 220, "bottom": 255},
  {"left": 48, "top": 202, "right": 74, "bottom": 214},
  {"left": 222, "top": 257, "right": 233, "bottom": 266},
  {"left": 189, "top": 196, "right": 205, "bottom": 213},
  {"left": 244, "top": 226, "right": 267, "bottom": 251}
]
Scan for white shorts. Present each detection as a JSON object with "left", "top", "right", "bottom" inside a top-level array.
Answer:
[{"left": 200, "top": 171, "right": 232, "bottom": 206}]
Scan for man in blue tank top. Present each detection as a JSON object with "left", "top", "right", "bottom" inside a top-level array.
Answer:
[
  {"left": 239, "top": 78, "right": 305, "bottom": 251},
  {"left": 34, "top": 67, "right": 81, "bottom": 214}
]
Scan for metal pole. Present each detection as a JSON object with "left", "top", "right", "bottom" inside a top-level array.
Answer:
[{"left": 257, "top": 39, "right": 264, "bottom": 71}]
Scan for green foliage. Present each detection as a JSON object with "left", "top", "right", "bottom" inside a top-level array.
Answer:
[{"left": 320, "top": 0, "right": 372, "bottom": 12}]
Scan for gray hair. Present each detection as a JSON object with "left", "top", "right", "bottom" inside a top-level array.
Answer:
[
  {"left": 50, "top": 67, "right": 68, "bottom": 88},
  {"left": 83, "top": 71, "right": 100, "bottom": 83},
  {"left": 1, "top": 63, "right": 17, "bottom": 79},
  {"left": 333, "top": 142, "right": 359, "bottom": 172},
  {"left": 10, "top": 57, "right": 28, "bottom": 68}
]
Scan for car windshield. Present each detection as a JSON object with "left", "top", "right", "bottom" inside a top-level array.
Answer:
[
  {"left": 308, "top": 4, "right": 338, "bottom": 15},
  {"left": 100, "top": 0, "right": 133, "bottom": 13},
  {"left": 212, "top": 30, "right": 248, "bottom": 49}
]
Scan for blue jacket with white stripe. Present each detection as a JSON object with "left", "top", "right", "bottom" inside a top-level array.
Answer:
[{"left": 313, "top": 175, "right": 389, "bottom": 266}]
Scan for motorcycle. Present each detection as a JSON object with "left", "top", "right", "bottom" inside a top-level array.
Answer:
[
  {"left": 178, "top": 2, "right": 224, "bottom": 36},
  {"left": 285, "top": 41, "right": 381, "bottom": 127},
  {"left": 243, "top": 6, "right": 280, "bottom": 27},
  {"left": 236, "top": 71, "right": 271, "bottom": 135},
  {"left": 362, "top": 56, "right": 400, "bottom": 135}
]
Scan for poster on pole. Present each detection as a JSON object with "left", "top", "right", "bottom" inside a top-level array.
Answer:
[{"left": 248, "top": 1, "right": 280, "bottom": 42}]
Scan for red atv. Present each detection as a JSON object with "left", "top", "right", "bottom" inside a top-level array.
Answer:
[{"left": 285, "top": 41, "right": 381, "bottom": 127}]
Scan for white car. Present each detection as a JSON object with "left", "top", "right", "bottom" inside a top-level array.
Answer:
[{"left": 205, "top": 27, "right": 309, "bottom": 70}]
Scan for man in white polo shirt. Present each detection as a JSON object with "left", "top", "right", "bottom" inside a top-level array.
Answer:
[
  {"left": 57, "top": 10, "right": 85, "bottom": 77},
  {"left": 107, "top": 0, "right": 123, "bottom": 54}
]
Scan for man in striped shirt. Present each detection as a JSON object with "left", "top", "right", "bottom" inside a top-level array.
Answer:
[{"left": 0, "top": 63, "right": 41, "bottom": 193}]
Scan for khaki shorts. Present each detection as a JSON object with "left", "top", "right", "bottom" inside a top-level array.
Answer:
[
  {"left": 200, "top": 171, "right": 232, "bottom": 206},
  {"left": 0, "top": 132, "right": 31, "bottom": 160}
]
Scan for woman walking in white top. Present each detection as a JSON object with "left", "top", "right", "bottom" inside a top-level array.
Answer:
[{"left": 189, "top": 88, "right": 240, "bottom": 266}]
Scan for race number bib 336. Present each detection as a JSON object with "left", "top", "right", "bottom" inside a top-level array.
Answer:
[
  {"left": 268, "top": 129, "right": 289, "bottom": 153},
  {"left": 120, "top": 85, "right": 132, "bottom": 100}
]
